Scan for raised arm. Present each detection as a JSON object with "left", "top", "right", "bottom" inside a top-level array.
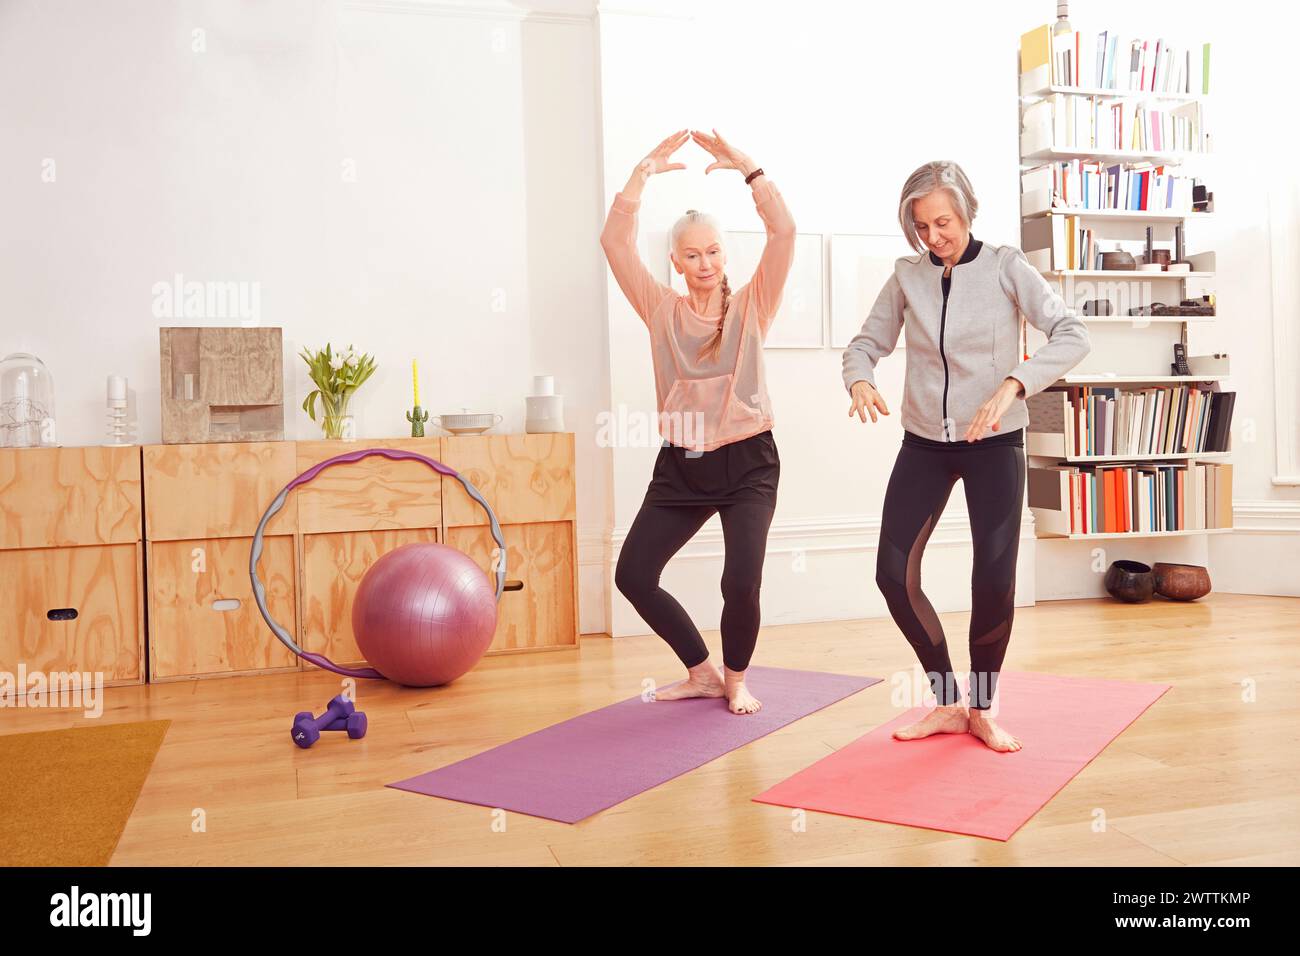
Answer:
[
  {"left": 997, "top": 246, "right": 1091, "bottom": 398},
  {"left": 599, "top": 130, "right": 690, "bottom": 327},
  {"left": 691, "top": 129, "right": 796, "bottom": 335},
  {"left": 748, "top": 181, "right": 796, "bottom": 336}
]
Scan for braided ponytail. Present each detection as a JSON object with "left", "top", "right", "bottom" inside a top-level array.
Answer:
[{"left": 696, "top": 273, "right": 731, "bottom": 363}]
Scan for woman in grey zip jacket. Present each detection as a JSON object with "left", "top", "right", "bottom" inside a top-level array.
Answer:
[{"left": 842, "top": 160, "right": 1090, "bottom": 752}]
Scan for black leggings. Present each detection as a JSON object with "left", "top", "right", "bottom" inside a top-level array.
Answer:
[
  {"left": 875, "top": 431, "right": 1026, "bottom": 710},
  {"left": 615, "top": 500, "right": 775, "bottom": 672}
]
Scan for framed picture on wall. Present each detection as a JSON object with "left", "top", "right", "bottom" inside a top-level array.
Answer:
[
  {"left": 670, "top": 231, "right": 825, "bottom": 349},
  {"left": 830, "top": 234, "right": 911, "bottom": 349}
]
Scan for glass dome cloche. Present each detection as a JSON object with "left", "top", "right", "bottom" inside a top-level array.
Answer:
[{"left": 0, "top": 352, "right": 58, "bottom": 448}]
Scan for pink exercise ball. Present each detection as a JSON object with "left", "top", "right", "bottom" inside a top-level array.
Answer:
[{"left": 351, "top": 542, "right": 498, "bottom": 686}]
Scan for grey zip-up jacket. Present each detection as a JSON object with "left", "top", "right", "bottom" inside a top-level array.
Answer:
[{"left": 841, "top": 234, "right": 1090, "bottom": 442}]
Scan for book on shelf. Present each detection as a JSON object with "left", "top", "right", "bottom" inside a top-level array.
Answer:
[
  {"left": 1026, "top": 385, "right": 1235, "bottom": 459},
  {"left": 1020, "top": 214, "right": 1112, "bottom": 271},
  {"left": 1029, "top": 459, "right": 1232, "bottom": 535},
  {"left": 1021, "top": 160, "right": 1203, "bottom": 217},
  {"left": 1020, "top": 24, "right": 1211, "bottom": 96},
  {"left": 1021, "top": 94, "right": 1207, "bottom": 155}
]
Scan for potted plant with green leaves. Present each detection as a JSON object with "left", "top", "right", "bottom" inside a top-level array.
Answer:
[{"left": 300, "top": 343, "right": 376, "bottom": 439}]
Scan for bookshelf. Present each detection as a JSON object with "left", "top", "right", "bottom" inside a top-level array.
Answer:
[
  {"left": 1041, "top": 528, "right": 1231, "bottom": 542},
  {"left": 1080, "top": 316, "right": 1214, "bottom": 325},
  {"left": 1022, "top": 83, "right": 1205, "bottom": 103},
  {"left": 1025, "top": 209, "right": 1212, "bottom": 223},
  {"left": 1043, "top": 270, "right": 1214, "bottom": 278},
  {"left": 1048, "top": 452, "right": 1231, "bottom": 464},
  {"left": 1022, "top": 147, "right": 1196, "bottom": 165},
  {"left": 1061, "top": 374, "right": 1226, "bottom": 384},
  {"left": 1017, "top": 23, "right": 1232, "bottom": 541}
]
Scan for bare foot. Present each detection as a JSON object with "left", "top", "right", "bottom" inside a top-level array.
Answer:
[
  {"left": 653, "top": 661, "right": 725, "bottom": 701},
  {"left": 892, "top": 703, "right": 969, "bottom": 740},
  {"left": 967, "top": 710, "right": 1022, "bottom": 752},
  {"left": 723, "top": 668, "right": 762, "bottom": 715}
]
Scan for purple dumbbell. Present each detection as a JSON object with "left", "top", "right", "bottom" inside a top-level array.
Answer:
[
  {"left": 291, "top": 695, "right": 358, "bottom": 749},
  {"left": 293, "top": 710, "right": 368, "bottom": 740}
]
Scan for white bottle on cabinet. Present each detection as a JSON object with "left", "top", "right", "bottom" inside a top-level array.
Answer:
[{"left": 525, "top": 375, "right": 564, "bottom": 433}]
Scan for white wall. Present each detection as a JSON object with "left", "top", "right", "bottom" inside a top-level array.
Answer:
[
  {"left": 598, "top": 0, "right": 1300, "bottom": 638},
  {"left": 0, "top": 0, "right": 614, "bottom": 633},
  {"left": 1, "top": 0, "right": 1295, "bottom": 647}
]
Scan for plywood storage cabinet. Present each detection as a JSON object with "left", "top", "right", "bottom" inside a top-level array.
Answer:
[
  {"left": 440, "top": 433, "right": 578, "bottom": 656},
  {"left": 0, "top": 446, "right": 145, "bottom": 688},
  {"left": 142, "top": 441, "right": 300, "bottom": 680},
  {"left": 142, "top": 433, "right": 578, "bottom": 682}
]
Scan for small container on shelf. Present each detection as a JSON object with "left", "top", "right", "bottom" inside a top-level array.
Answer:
[{"left": 0, "top": 352, "right": 57, "bottom": 448}]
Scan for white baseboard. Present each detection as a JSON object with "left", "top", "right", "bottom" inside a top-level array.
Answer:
[
  {"left": 595, "top": 509, "right": 1037, "bottom": 639},
  {"left": 577, "top": 500, "right": 1300, "bottom": 636},
  {"left": 1032, "top": 499, "right": 1300, "bottom": 601},
  {"left": 1210, "top": 500, "right": 1300, "bottom": 597}
]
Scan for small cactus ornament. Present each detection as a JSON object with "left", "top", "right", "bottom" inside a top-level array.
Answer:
[{"left": 407, "top": 404, "right": 429, "bottom": 437}]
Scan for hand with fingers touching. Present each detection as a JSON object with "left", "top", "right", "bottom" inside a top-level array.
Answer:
[
  {"left": 638, "top": 129, "right": 691, "bottom": 178},
  {"left": 848, "top": 380, "right": 890, "bottom": 424},
  {"left": 963, "top": 377, "right": 1025, "bottom": 441},
  {"left": 620, "top": 129, "right": 691, "bottom": 202},
  {"left": 690, "top": 128, "right": 760, "bottom": 180}
]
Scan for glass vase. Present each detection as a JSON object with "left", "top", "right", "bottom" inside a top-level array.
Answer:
[
  {"left": 0, "top": 352, "right": 57, "bottom": 448},
  {"left": 321, "top": 395, "right": 354, "bottom": 440}
]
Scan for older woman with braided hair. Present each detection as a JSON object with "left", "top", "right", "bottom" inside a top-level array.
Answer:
[{"left": 601, "top": 128, "right": 796, "bottom": 715}]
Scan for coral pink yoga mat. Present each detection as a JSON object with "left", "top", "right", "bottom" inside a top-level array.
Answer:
[
  {"left": 389, "top": 666, "right": 880, "bottom": 823},
  {"left": 753, "top": 672, "right": 1170, "bottom": 841}
]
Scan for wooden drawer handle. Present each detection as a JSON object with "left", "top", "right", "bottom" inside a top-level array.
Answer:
[
  {"left": 47, "top": 607, "right": 79, "bottom": 622},
  {"left": 504, "top": 579, "right": 524, "bottom": 592}
]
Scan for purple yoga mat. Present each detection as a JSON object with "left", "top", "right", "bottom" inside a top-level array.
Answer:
[{"left": 388, "top": 665, "right": 881, "bottom": 823}]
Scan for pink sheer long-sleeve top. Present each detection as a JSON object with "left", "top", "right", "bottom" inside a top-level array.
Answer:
[{"left": 600, "top": 179, "right": 796, "bottom": 452}]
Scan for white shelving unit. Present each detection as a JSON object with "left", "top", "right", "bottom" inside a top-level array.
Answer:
[
  {"left": 1017, "top": 24, "right": 1230, "bottom": 542},
  {"left": 1075, "top": 316, "right": 1214, "bottom": 325},
  {"left": 1022, "top": 146, "right": 1197, "bottom": 165},
  {"left": 1040, "top": 528, "right": 1231, "bottom": 541},
  {"left": 1062, "top": 374, "right": 1226, "bottom": 384},
  {"left": 1043, "top": 270, "right": 1214, "bottom": 278},
  {"left": 1022, "top": 83, "right": 1206, "bottom": 104},
  {"left": 1051, "top": 452, "right": 1232, "bottom": 464},
  {"left": 1025, "top": 209, "right": 1213, "bottom": 223}
]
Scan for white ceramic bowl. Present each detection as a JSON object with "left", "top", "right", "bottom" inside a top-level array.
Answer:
[{"left": 433, "top": 412, "right": 502, "bottom": 435}]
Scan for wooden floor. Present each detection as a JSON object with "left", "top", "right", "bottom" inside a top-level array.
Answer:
[{"left": 7, "top": 592, "right": 1299, "bottom": 866}]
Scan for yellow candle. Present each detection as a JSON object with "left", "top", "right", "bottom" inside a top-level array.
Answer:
[{"left": 412, "top": 359, "right": 420, "bottom": 406}]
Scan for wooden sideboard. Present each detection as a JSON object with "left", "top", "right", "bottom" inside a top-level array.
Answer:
[
  {"left": 0, "top": 434, "right": 577, "bottom": 691},
  {"left": 142, "top": 440, "right": 301, "bottom": 680},
  {"left": 0, "top": 446, "right": 146, "bottom": 686},
  {"left": 440, "top": 434, "right": 578, "bottom": 657},
  {"left": 141, "top": 433, "right": 578, "bottom": 682}
]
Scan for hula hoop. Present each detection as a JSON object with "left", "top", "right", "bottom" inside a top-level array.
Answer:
[{"left": 249, "top": 447, "right": 508, "bottom": 680}]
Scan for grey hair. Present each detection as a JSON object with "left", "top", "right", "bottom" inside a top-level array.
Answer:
[
  {"left": 898, "top": 161, "right": 979, "bottom": 254},
  {"left": 670, "top": 209, "right": 723, "bottom": 255}
]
